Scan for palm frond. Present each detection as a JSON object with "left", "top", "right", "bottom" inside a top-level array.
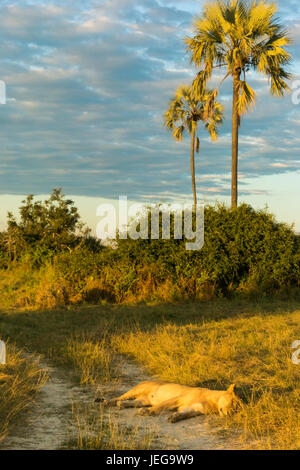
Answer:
[
  {"left": 192, "top": 71, "right": 208, "bottom": 98},
  {"left": 164, "top": 82, "right": 224, "bottom": 142},
  {"left": 237, "top": 80, "right": 257, "bottom": 114},
  {"left": 172, "top": 125, "right": 185, "bottom": 141}
]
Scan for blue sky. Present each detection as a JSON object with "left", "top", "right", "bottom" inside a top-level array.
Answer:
[{"left": 0, "top": 0, "right": 299, "bottom": 233}]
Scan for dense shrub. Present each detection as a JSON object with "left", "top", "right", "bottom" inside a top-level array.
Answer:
[
  {"left": 114, "top": 203, "right": 300, "bottom": 296},
  {"left": 0, "top": 203, "right": 299, "bottom": 307}
]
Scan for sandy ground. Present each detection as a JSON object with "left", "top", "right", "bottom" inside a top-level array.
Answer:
[
  {"left": 0, "top": 356, "right": 242, "bottom": 450},
  {"left": 0, "top": 361, "right": 94, "bottom": 450}
]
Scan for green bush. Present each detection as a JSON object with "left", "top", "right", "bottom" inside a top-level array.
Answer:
[
  {"left": 116, "top": 203, "right": 300, "bottom": 296},
  {"left": 1, "top": 202, "right": 299, "bottom": 306}
]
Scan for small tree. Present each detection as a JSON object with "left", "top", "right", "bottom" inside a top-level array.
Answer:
[{"left": 6, "top": 188, "right": 91, "bottom": 257}]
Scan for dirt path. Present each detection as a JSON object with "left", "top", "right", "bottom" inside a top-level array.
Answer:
[
  {"left": 0, "top": 360, "right": 95, "bottom": 450},
  {"left": 1, "top": 356, "right": 242, "bottom": 450}
]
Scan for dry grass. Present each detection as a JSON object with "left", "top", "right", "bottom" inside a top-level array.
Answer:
[
  {"left": 1, "top": 298, "right": 300, "bottom": 449},
  {"left": 4, "top": 260, "right": 297, "bottom": 309},
  {"left": 113, "top": 311, "right": 300, "bottom": 449},
  {"left": 67, "top": 402, "right": 155, "bottom": 450},
  {"left": 65, "top": 334, "right": 116, "bottom": 385},
  {"left": 0, "top": 262, "right": 214, "bottom": 308},
  {"left": 0, "top": 263, "right": 65, "bottom": 309},
  {"left": 0, "top": 344, "right": 47, "bottom": 443}
]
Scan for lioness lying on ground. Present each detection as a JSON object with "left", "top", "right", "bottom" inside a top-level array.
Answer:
[{"left": 101, "top": 381, "right": 240, "bottom": 422}]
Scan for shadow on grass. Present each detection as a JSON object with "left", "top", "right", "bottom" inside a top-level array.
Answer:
[{"left": 0, "top": 295, "right": 299, "bottom": 364}]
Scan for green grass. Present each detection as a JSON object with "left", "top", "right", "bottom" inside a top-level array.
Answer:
[{"left": 0, "top": 296, "right": 300, "bottom": 449}]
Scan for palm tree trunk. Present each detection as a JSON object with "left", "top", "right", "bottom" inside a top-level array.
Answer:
[
  {"left": 231, "top": 70, "right": 240, "bottom": 209},
  {"left": 191, "top": 122, "right": 197, "bottom": 210}
]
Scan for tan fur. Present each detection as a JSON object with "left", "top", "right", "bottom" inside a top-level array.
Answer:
[{"left": 106, "top": 381, "right": 240, "bottom": 422}]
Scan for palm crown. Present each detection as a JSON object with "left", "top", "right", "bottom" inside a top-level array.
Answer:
[
  {"left": 164, "top": 85, "right": 223, "bottom": 142},
  {"left": 186, "top": 0, "right": 292, "bottom": 111}
]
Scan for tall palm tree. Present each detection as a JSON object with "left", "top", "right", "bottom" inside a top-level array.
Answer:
[
  {"left": 186, "top": 0, "right": 292, "bottom": 208},
  {"left": 164, "top": 84, "right": 223, "bottom": 209}
]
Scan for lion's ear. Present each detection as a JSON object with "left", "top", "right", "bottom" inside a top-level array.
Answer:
[{"left": 227, "top": 384, "right": 235, "bottom": 393}]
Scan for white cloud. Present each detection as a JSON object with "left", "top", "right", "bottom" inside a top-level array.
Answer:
[{"left": 0, "top": 0, "right": 298, "bottom": 210}]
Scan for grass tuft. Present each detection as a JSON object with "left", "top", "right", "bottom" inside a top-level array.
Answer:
[
  {"left": 65, "top": 334, "right": 116, "bottom": 384},
  {"left": 0, "top": 344, "right": 47, "bottom": 443},
  {"left": 67, "top": 402, "right": 155, "bottom": 450}
]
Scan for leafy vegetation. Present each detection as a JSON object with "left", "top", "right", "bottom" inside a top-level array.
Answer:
[
  {"left": 0, "top": 188, "right": 101, "bottom": 266},
  {"left": 0, "top": 192, "right": 298, "bottom": 308}
]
